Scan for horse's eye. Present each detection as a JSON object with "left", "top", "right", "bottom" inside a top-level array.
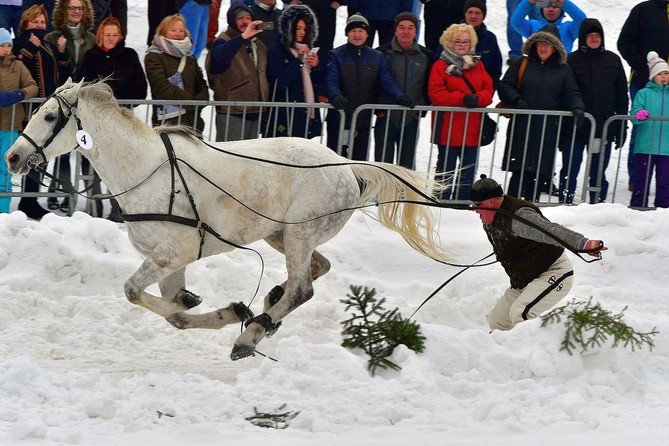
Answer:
[{"left": 44, "top": 114, "right": 56, "bottom": 122}]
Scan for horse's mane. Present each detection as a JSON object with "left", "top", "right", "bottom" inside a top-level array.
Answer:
[{"left": 77, "top": 80, "right": 201, "bottom": 141}]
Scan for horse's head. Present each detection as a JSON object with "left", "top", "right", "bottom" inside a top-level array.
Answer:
[{"left": 5, "top": 78, "right": 85, "bottom": 175}]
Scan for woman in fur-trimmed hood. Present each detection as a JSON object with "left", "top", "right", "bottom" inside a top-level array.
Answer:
[
  {"left": 497, "top": 25, "right": 584, "bottom": 201},
  {"left": 277, "top": 3, "right": 318, "bottom": 49},
  {"left": 266, "top": 4, "right": 323, "bottom": 138}
]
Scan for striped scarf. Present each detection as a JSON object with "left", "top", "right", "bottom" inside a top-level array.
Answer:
[{"left": 147, "top": 35, "right": 193, "bottom": 57}]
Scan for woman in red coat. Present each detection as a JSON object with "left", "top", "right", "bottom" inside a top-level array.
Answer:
[{"left": 428, "top": 23, "right": 494, "bottom": 201}]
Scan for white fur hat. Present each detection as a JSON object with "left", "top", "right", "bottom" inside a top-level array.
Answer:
[{"left": 647, "top": 51, "right": 669, "bottom": 80}]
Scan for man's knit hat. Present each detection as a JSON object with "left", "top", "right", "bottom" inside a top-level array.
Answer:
[
  {"left": 345, "top": 13, "right": 369, "bottom": 34},
  {"left": 394, "top": 12, "right": 418, "bottom": 29},
  {"left": 0, "top": 28, "right": 11, "bottom": 46},
  {"left": 470, "top": 174, "right": 503, "bottom": 203},
  {"left": 463, "top": 0, "right": 487, "bottom": 18},
  {"left": 647, "top": 51, "right": 669, "bottom": 80}
]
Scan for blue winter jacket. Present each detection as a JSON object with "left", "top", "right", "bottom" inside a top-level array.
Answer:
[
  {"left": 511, "top": 0, "right": 586, "bottom": 53},
  {"left": 631, "top": 81, "right": 669, "bottom": 156},
  {"left": 324, "top": 43, "right": 404, "bottom": 127}
]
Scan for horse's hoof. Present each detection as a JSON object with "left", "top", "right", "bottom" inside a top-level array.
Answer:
[
  {"left": 231, "top": 302, "right": 254, "bottom": 322},
  {"left": 166, "top": 313, "right": 188, "bottom": 329},
  {"left": 176, "top": 288, "right": 202, "bottom": 309},
  {"left": 230, "top": 344, "right": 256, "bottom": 361}
]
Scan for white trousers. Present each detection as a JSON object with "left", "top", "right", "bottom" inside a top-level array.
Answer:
[{"left": 489, "top": 255, "right": 574, "bottom": 331}]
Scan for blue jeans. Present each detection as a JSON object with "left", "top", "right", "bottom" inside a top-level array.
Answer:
[
  {"left": 0, "top": 5, "right": 21, "bottom": 36},
  {"left": 559, "top": 138, "right": 612, "bottom": 204},
  {"left": 506, "top": 0, "right": 541, "bottom": 57},
  {"left": 437, "top": 145, "right": 478, "bottom": 201},
  {"left": 179, "top": 1, "right": 209, "bottom": 59}
]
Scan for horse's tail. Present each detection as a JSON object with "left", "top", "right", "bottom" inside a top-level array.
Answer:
[{"left": 349, "top": 162, "right": 450, "bottom": 263}]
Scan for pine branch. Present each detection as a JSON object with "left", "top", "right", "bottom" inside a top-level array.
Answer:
[
  {"left": 245, "top": 404, "right": 301, "bottom": 429},
  {"left": 540, "top": 298, "right": 658, "bottom": 355},
  {"left": 341, "top": 285, "right": 425, "bottom": 375}
]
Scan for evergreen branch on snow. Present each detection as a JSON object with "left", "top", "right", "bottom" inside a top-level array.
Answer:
[
  {"left": 540, "top": 298, "right": 658, "bottom": 355},
  {"left": 340, "top": 285, "right": 425, "bottom": 375}
]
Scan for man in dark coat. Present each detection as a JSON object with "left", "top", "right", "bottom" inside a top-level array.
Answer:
[
  {"left": 617, "top": 0, "right": 669, "bottom": 190},
  {"left": 497, "top": 25, "right": 584, "bottom": 201},
  {"left": 462, "top": 0, "right": 502, "bottom": 90},
  {"left": 374, "top": 12, "right": 432, "bottom": 168},
  {"left": 323, "top": 13, "right": 413, "bottom": 160},
  {"left": 559, "top": 18, "right": 628, "bottom": 204}
]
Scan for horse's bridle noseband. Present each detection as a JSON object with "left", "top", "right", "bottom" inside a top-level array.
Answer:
[{"left": 20, "top": 92, "right": 81, "bottom": 169}]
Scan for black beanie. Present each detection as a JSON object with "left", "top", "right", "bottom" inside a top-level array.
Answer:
[
  {"left": 345, "top": 13, "right": 370, "bottom": 34},
  {"left": 470, "top": 174, "right": 503, "bottom": 202},
  {"left": 463, "top": 0, "right": 487, "bottom": 18},
  {"left": 394, "top": 12, "right": 418, "bottom": 29}
]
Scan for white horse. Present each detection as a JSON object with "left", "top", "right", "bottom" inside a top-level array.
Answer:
[{"left": 5, "top": 80, "right": 448, "bottom": 360}]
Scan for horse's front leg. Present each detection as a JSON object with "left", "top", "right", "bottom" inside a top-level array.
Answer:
[
  {"left": 126, "top": 257, "right": 253, "bottom": 329},
  {"left": 124, "top": 259, "right": 197, "bottom": 317}
]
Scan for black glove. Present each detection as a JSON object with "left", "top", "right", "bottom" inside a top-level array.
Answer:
[
  {"left": 613, "top": 122, "right": 628, "bottom": 149},
  {"left": 513, "top": 98, "right": 529, "bottom": 109},
  {"left": 573, "top": 108, "right": 585, "bottom": 127},
  {"left": 396, "top": 94, "right": 415, "bottom": 109},
  {"left": 330, "top": 95, "right": 347, "bottom": 110},
  {"left": 463, "top": 94, "right": 478, "bottom": 108}
]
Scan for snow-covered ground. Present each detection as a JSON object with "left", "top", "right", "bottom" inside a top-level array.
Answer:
[{"left": 2, "top": 1, "right": 667, "bottom": 445}]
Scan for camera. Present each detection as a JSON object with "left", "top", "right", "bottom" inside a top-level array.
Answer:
[
  {"left": 535, "top": 0, "right": 553, "bottom": 7},
  {"left": 257, "top": 22, "right": 275, "bottom": 31}
]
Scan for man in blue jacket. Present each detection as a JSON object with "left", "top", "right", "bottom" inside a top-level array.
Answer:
[
  {"left": 511, "top": 0, "right": 586, "bottom": 53},
  {"left": 463, "top": 0, "right": 502, "bottom": 90},
  {"left": 324, "top": 13, "right": 413, "bottom": 160}
]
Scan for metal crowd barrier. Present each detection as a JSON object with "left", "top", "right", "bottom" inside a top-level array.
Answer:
[{"left": 0, "top": 97, "right": 652, "bottom": 216}]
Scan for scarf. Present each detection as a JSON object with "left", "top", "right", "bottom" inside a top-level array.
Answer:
[
  {"left": 439, "top": 47, "right": 477, "bottom": 77},
  {"left": 290, "top": 42, "right": 315, "bottom": 118},
  {"left": 67, "top": 23, "right": 82, "bottom": 64},
  {"left": 24, "top": 28, "right": 47, "bottom": 42},
  {"left": 147, "top": 35, "right": 193, "bottom": 57}
]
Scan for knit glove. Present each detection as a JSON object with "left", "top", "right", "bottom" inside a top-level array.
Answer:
[
  {"left": 463, "top": 94, "right": 478, "bottom": 108},
  {"left": 513, "top": 98, "right": 529, "bottom": 109},
  {"left": 396, "top": 94, "right": 415, "bottom": 109},
  {"left": 635, "top": 109, "right": 649, "bottom": 121},
  {"left": 330, "top": 95, "right": 348, "bottom": 111}
]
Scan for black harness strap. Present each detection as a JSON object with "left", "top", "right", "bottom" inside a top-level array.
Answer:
[{"left": 121, "top": 132, "right": 250, "bottom": 259}]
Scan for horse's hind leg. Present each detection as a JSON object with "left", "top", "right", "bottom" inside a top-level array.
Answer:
[
  {"left": 231, "top": 241, "right": 321, "bottom": 360},
  {"left": 261, "top": 235, "right": 331, "bottom": 313}
]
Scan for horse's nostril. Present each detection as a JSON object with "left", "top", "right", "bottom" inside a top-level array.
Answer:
[{"left": 8, "top": 153, "right": 19, "bottom": 164}]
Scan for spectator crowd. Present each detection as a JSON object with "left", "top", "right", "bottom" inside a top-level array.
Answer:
[{"left": 2, "top": 0, "right": 668, "bottom": 219}]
